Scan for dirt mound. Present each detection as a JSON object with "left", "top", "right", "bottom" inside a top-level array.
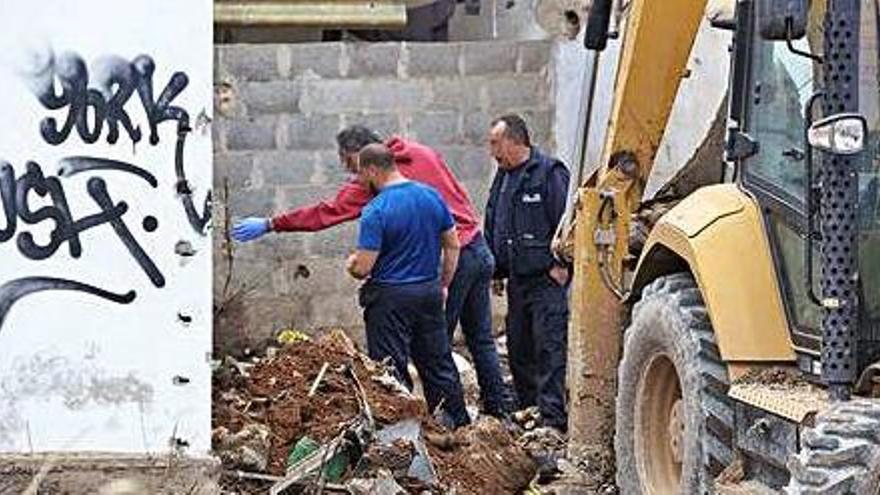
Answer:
[
  {"left": 214, "top": 331, "right": 425, "bottom": 475},
  {"left": 426, "top": 418, "right": 537, "bottom": 494},
  {"left": 213, "top": 330, "right": 536, "bottom": 494}
]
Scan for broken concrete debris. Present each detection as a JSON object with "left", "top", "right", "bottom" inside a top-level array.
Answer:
[
  {"left": 213, "top": 424, "right": 272, "bottom": 472},
  {"left": 213, "top": 330, "right": 540, "bottom": 493}
]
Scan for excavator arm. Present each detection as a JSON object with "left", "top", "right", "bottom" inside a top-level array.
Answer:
[{"left": 564, "top": 0, "right": 708, "bottom": 474}]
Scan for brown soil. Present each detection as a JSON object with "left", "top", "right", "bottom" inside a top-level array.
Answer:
[
  {"left": 213, "top": 330, "right": 424, "bottom": 475},
  {"left": 426, "top": 418, "right": 537, "bottom": 494},
  {"left": 732, "top": 366, "right": 807, "bottom": 387},
  {"left": 213, "top": 330, "right": 536, "bottom": 494}
]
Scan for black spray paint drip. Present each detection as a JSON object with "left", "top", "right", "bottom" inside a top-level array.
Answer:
[{"left": 0, "top": 277, "right": 135, "bottom": 331}]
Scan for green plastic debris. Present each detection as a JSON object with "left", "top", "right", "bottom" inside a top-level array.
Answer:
[{"left": 287, "top": 436, "right": 349, "bottom": 482}]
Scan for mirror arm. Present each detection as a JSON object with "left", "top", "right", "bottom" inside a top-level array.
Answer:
[
  {"left": 786, "top": 17, "right": 824, "bottom": 63},
  {"left": 804, "top": 91, "right": 825, "bottom": 306}
]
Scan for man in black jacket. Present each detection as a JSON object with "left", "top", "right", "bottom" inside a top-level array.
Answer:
[{"left": 485, "top": 114, "right": 570, "bottom": 432}]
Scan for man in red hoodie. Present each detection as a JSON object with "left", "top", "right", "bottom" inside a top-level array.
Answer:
[{"left": 232, "top": 125, "right": 509, "bottom": 417}]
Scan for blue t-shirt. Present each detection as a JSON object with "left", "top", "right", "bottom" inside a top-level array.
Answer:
[{"left": 357, "top": 181, "right": 455, "bottom": 285}]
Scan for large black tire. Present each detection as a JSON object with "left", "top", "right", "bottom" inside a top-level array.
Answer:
[
  {"left": 785, "top": 399, "right": 880, "bottom": 494},
  {"left": 615, "top": 273, "right": 734, "bottom": 494}
]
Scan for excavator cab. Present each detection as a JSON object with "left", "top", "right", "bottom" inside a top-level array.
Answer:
[
  {"left": 567, "top": 0, "right": 880, "bottom": 492},
  {"left": 733, "top": 0, "right": 880, "bottom": 384}
]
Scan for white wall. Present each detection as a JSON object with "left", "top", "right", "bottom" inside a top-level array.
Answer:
[
  {"left": 0, "top": 0, "right": 213, "bottom": 455},
  {"left": 552, "top": 27, "right": 622, "bottom": 180}
]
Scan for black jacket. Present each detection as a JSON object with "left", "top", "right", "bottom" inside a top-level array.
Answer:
[{"left": 485, "top": 148, "right": 570, "bottom": 279}]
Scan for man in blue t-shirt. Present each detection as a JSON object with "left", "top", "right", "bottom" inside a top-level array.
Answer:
[{"left": 346, "top": 143, "right": 470, "bottom": 428}]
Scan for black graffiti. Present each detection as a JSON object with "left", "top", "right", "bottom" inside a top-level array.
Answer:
[
  {"left": 27, "top": 50, "right": 212, "bottom": 235},
  {"left": 30, "top": 53, "right": 188, "bottom": 147},
  {"left": 174, "top": 129, "right": 212, "bottom": 234},
  {"left": 0, "top": 277, "right": 135, "bottom": 331},
  {"left": 87, "top": 176, "right": 165, "bottom": 287},
  {"left": 58, "top": 156, "right": 158, "bottom": 188},
  {"left": 0, "top": 160, "right": 164, "bottom": 287}
]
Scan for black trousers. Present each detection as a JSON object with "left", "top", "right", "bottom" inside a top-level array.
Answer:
[
  {"left": 506, "top": 274, "right": 569, "bottom": 430},
  {"left": 360, "top": 279, "right": 470, "bottom": 427}
]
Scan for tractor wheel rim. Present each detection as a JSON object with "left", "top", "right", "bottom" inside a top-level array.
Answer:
[
  {"left": 669, "top": 399, "right": 684, "bottom": 464},
  {"left": 634, "top": 353, "right": 683, "bottom": 494}
]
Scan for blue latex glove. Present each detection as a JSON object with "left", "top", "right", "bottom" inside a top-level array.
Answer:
[{"left": 232, "top": 217, "right": 270, "bottom": 242}]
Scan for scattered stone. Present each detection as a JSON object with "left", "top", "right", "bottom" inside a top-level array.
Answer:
[
  {"left": 348, "top": 470, "right": 408, "bottom": 495},
  {"left": 213, "top": 424, "right": 271, "bottom": 472}
]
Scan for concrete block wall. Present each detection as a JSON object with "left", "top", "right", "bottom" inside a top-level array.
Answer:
[{"left": 213, "top": 40, "right": 556, "bottom": 353}]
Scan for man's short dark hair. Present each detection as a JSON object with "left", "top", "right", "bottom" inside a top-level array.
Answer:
[
  {"left": 359, "top": 143, "right": 395, "bottom": 170},
  {"left": 336, "top": 125, "right": 382, "bottom": 154},
  {"left": 491, "top": 114, "right": 531, "bottom": 147}
]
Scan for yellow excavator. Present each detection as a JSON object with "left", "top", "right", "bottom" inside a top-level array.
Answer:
[{"left": 559, "top": 0, "right": 880, "bottom": 492}]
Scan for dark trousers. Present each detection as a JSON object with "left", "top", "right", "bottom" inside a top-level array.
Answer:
[
  {"left": 360, "top": 280, "right": 470, "bottom": 428},
  {"left": 445, "top": 234, "right": 508, "bottom": 415},
  {"left": 506, "top": 274, "right": 569, "bottom": 430}
]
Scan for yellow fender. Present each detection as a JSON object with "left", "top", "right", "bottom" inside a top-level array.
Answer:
[{"left": 632, "top": 184, "right": 796, "bottom": 362}]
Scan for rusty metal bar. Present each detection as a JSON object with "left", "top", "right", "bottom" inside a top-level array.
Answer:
[{"left": 215, "top": 1, "right": 408, "bottom": 28}]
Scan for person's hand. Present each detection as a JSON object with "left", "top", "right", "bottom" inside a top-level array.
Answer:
[
  {"left": 346, "top": 253, "right": 358, "bottom": 277},
  {"left": 442, "top": 286, "right": 449, "bottom": 303},
  {"left": 549, "top": 265, "right": 570, "bottom": 286},
  {"left": 231, "top": 217, "right": 270, "bottom": 242},
  {"left": 491, "top": 279, "right": 505, "bottom": 297}
]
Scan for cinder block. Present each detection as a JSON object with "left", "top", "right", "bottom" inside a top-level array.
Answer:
[
  {"left": 217, "top": 152, "right": 255, "bottom": 190},
  {"left": 277, "top": 185, "right": 342, "bottom": 214},
  {"left": 228, "top": 186, "right": 277, "bottom": 216},
  {"left": 221, "top": 45, "right": 279, "bottom": 82},
  {"left": 487, "top": 74, "right": 546, "bottom": 110},
  {"left": 240, "top": 81, "right": 301, "bottom": 114},
  {"left": 363, "top": 80, "right": 431, "bottom": 111},
  {"left": 432, "top": 78, "right": 483, "bottom": 112},
  {"left": 463, "top": 111, "right": 492, "bottom": 146},
  {"left": 308, "top": 221, "right": 357, "bottom": 257},
  {"left": 300, "top": 79, "right": 365, "bottom": 114},
  {"left": 255, "top": 151, "right": 316, "bottom": 186},
  {"left": 459, "top": 147, "right": 494, "bottom": 182},
  {"left": 214, "top": 48, "right": 224, "bottom": 82},
  {"left": 521, "top": 109, "right": 554, "bottom": 151},
  {"left": 226, "top": 116, "right": 278, "bottom": 151},
  {"left": 409, "top": 111, "right": 461, "bottom": 145},
  {"left": 518, "top": 41, "right": 553, "bottom": 73},
  {"left": 347, "top": 113, "right": 400, "bottom": 138},
  {"left": 288, "top": 114, "right": 341, "bottom": 150},
  {"left": 314, "top": 150, "right": 350, "bottom": 184},
  {"left": 213, "top": 118, "right": 228, "bottom": 152},
  {"left": 289, "top": 42, "right": 344, "bottom": 78},
  {"left": 346, "top": 43, "right": 401, "bottom": 78},
  {"left": 462, "top": 41, "right": 518, "bottom": 76},
  {"left": 254, "top": 235, "right": 307, "bottom": 264},
  {"left": 407, "top": 43, "right": 461, "bottom": 77},
  {"left": 432, "top": 146, "right": 466, "bottom": 177}
]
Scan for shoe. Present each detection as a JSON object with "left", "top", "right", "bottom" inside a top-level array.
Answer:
[{"left": 533, "top": 452, "right": 561, "bottom": 484}]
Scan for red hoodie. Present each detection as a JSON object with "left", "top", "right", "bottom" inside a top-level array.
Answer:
[{"left": 271, "top": 136, "right": 481, "bottom": 246}]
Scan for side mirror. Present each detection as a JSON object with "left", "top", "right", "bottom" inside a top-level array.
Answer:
[
  {"left": 584, "top": 0, "right": 613, "bottom": 51},
  {"left": 708, "top": 0, "right": 737, "bottom": 31},
  {"left": 808, "top": 113, "right": 869, "bottom": 155},
  {"left": 757, "top": 0, "right": 808, "bottom": 40}
]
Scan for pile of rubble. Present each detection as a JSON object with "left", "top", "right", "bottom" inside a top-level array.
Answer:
[{"left": 212, "top": 330, "right": 538, "bottom": 494}]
